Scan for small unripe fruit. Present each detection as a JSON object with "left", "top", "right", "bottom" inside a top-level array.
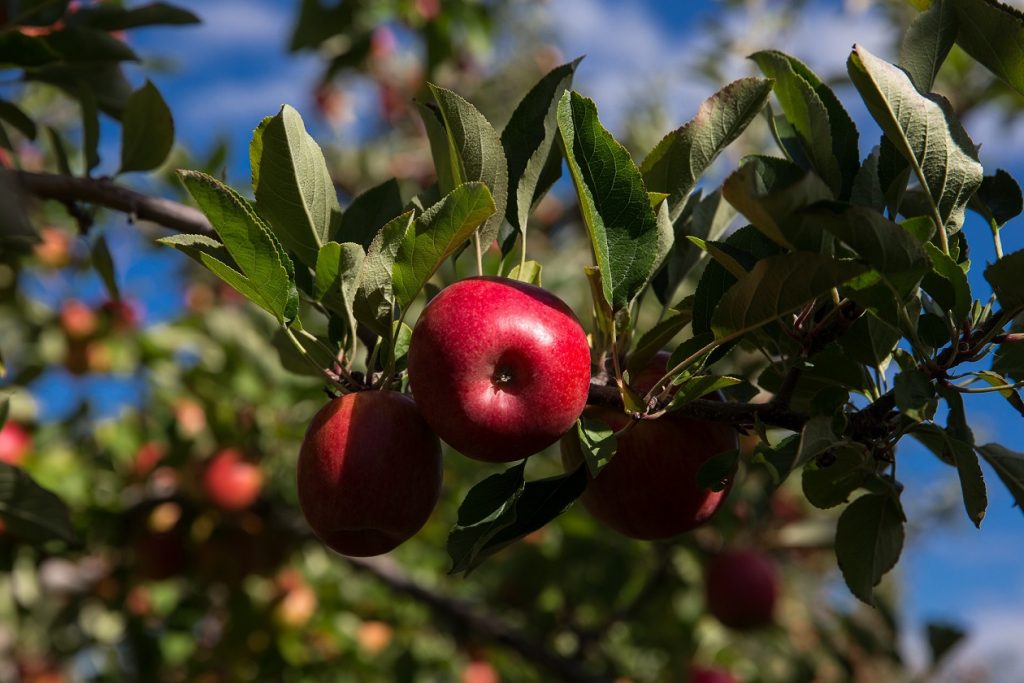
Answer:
[
  {"left": 0, "top": 422, "right": 31, "bottom": 466},
  {"left": 297, "top": 391, "right": 442, "bottom": 557},
  {"left": 409, "top": 277, "right": 591, "bottom": 462},
  {"left": 202, "top": 448, "right": 263, "bottom": 511},
  {"left": 704, "top": 549, "right": 778, "bottom": 630}
]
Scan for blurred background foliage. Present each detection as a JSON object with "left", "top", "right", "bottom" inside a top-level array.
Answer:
[{"left": 0, "top": 0, "right": 1016, "bottom": 681}]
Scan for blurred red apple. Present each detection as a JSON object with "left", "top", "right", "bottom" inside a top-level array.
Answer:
[
  {"left": 59, "top": 300, "right": 98, "bottom": 340},
  {"left": 202, "top": 448, "right": 263, "bottom": 511},
  {"left": 34, "top": 227, "right": 72, "bottom": 268},
  {"left": 0, "top": 421, "right": 31, "bottom": 466},
  {"left": 461, "top": 660, "right": 500, "bottom": 683},
  {"left": 705, "top": 549, "right": 778, "bottom": 630},
  {"left": 689, "top": 666, "right": 738, "bottom": 683}
]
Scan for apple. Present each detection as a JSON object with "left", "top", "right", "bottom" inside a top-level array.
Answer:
[
  {"left": 561, "top": 352, "right": 737, "bottom": 539},
  {"left": 34, "top": 227, "right": 72, "bottom": 268},
  {"left": 688, "top": 666, "right": 738, "bottom": 683},
  {"left": 461, "top": 660, "right": 500, "bottom": 683},
  {"left": 0, "top": 422, "right": 31, "bottom": 466},
  {"left": 408, "top": 276, "right": 591, "bottom": 462},
  {"left": 357, "top": 620, "right": 394, "bottom": 655},
  {"left": 202, "top": 448, "right": 263, "bottom": 511},
  {"left": 704, "top": 549, "right": 778, "bottom": 630},
  {"left": 59, "top": 299, "right": 98, "bottom": 340},
  {"left": 297, "top": 390, "right": 442, "bottom": 557}
]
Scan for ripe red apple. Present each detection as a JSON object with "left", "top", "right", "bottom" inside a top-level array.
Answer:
[
  {"left": 408, "top": 276, "right": 591, "bottom": 462},
  {"left": 704, "top": 549, "right": 778, "bottom": 630},
  {"left": 297, "top": 391, "right": 442, "bottom": 557},
  {"left": 688, "top": 666, "right": 738, "bottom": 683},
  {"left": 202, "top": 448, "right": 263, "bottom": 511},
  {"left": 0, "top": 422, "right": 31, "bottom": 466},
  {"left": 561, "top": 352, "right": 737, "bottom": 539},
  {"left": 59, "top": 299, "right": 98, "bottom": 340},
  {"left": 461, "top": 660, "right": 500, "bottom": 683}
]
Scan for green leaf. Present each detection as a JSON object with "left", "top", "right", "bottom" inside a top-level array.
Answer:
[
  {"left": 847, "top": 44, "right": 983, "bottom": 234},
  {"left": 507, "top": 259, "right": 542, "bottom": 286},
  {"left": 838, "top": 312, "right": 901, "bottom": 367},
  {"left": 971, "top": 170, "right": 1023, "bottom": 229},
  {"left": 392, "top": 183, "right": 495, "bottom": 311},
  {"left": 416, "top": 102, "right": 458, "bottom": 196},
  {"left": 802, "top": 445, "right": 870, "bottom": 509},
  {"left": 428, "top": 84, "right": 508, "bottom": 251},
  {"left": 985, "top": 249, "right": 1024, "bottom": 313},
  {"left": 894, "top": 368, "right": 935, "bottom": 421},
  {"left": 711, "top": 253, "right": 867, "bottom": 340},
  {"left": 695, "top": 448, "right": 740, "bottom": 492},
  {"left": 900, "top": 0, "right": 957, "bottom": 91},
  {"left": 119, "top": 80, "right": 173, "bottom": 173},
  {"left": 501, "top": 58, "right": 580, "bottom": 252},
  {"left": 913, "top": 418, "right": 987, "bottom": 527},
  {"left": 628, "top": 308, "right": 692, "bottom": 375},
  {"left": 178, "top": 171, "right": 298, "bottom": 323},
  {"left": 336, "top": 178, "right": 404, "bottom": 250},
  {"left": 80, "top": 87, "right": 100, "bottom": 174},
  {"left": 43, "top": 25, "right": 138, "bottom": 62},
  {"left": 796, "top": 415, "right": 840, "bottom": 467},
  {"left": 851, "top": 146, "right": 886, "bottom": 211},
  {"left": 250, "top": 105, "right": 342, "bottom": 268},
  {"left": 977, "top": 443, "right": 1024, "bottom": 515},
  {"left": 951, "top": 0, "right": 1024, "bottom": 95},
  {"left": 558, "top": 90, "right": 663, "bottom": 310},
  {"left": 750, "top": 51, "right": 859, "bottom": 198},
  {"left": 721, "top": 161, "right": 833, "bottom": 248},
  {"left": 90, "top": 234, "right": 119, "bottom": 301},
  {"left": 0, "top": 32, "right": 59, "bottom": 67},
  {"left": 0, "top": 100, "right": 37, "bottom": 140},
  {"left": 0, "top": 463, "right": 77, "bottom": 544},
  {"left": 0, "top": 169, "right": 40, "bottom": 252},
  {"left": 835, "top": 493, "right": 905, "bottom": 605},
  {"left": 666, "top": 375, "right": 742, "bottom": 410},
  {"left": 926, "top": 622, "right": 965, "bottom": 667},
  {"left": 751, "top": 434, "right": 801, "bottom": 487},
  {"left": 70, "top": 2, "right": 200, "bottom": 30},
  {"left": 575, "top": 416, "right": 617, "bottom": 478},
  {"left": 157, "top": 234, "right": 272, "bottom": 314},
  {"left": 641, "top": 77, "right": 773, "bottom": 218},
  {"left": 923, "top": 242, "right": 972, "bottom": 321},
  {"left": 796, "top": 202, "right": 931, "bottom": 296},
  {"left": 354, "top": 211, "right": 414, "bottom": 335}
]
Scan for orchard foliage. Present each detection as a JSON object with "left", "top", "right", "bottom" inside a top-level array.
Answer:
[{"left": 3, "top": 0, "right": 1024, "bottom": 680}]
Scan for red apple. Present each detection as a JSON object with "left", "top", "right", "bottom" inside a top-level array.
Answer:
[
  {"left": 202, "top": 448, "right": 263, "bottom": 511},
  {"left": 34, "top": 227, "right": 72, "bottom": 268},
  {"left": 688, "top": 666, "right": 738, "bottom": 683},
  {"left": 408, "top": 276, "right": 591, "bottom": 462},
  {"left": 561, "top": 352, "right": 736, "bottom": 539},
  {"left": 704, "top": 549, "right": 778, "bottom": 630},
  {"left": 0, "top": 422, "right": 31, "bottom": 466},
  {"left": 59, "top": 299, "right": 98, "bottom": 340},
  {"left": 297, "top": 391, "right": 442, "bottom": 557},
  {"left": 461, "top": 660, "right": 500, "bottom": 683}
]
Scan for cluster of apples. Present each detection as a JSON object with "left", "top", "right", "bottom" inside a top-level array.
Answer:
[{"left": 296, "top": 276, "right": 738, "bottom": 557}]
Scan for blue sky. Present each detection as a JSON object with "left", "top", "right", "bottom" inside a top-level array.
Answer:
[{"left": 15, "top": 0, "right": 1024, "bottom": 675}]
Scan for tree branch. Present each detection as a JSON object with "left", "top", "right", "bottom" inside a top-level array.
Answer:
[
  {"left": 344, "top": 555, "right": 614, "bottom": 683},
  {"left": 13, "top": 170, "right": 214, "bottom": 237}
]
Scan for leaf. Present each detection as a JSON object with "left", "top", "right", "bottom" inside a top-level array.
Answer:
[
  {"left": 354, "top": 211, "right": 414, "bottom": 335},
  {"left": 507, "top": 259, "right": 542, "bottom": 285},
  {"left": 847, "top": 45, "right": 983, "bottom": 234},
  {"left": 977, "top": 443, "right": 1024, "bottom": 515},
  {"left": 501, "top": 58, "right": 580, "bottom": 252},
  {"left": 722, "top": 161, "right": 833, "bottom": 248},
  {"left": 666, "top": 375, "right": 742, "bottom": 410},
  {"left": 0, "top": 32, "right": 59, "bottom": 67},
  {"left": 90, "top": 234, "right": 119, "bottom": 301},
  {"left": 428, "top": 85, "right": 508, "bottom": 250},
  {"left": 417, "top": 102, "right": 459, "bottom": 196},
  {"left": 250, "top": 105, "right": 342, "bottom": 268},
  {"left": 70, "top": 2, "right": 200, "bottom": 30},
  {"left": 576, "top": 416, "right": 617, "bottom": 478},
  {"left": 951, "top": 0, "right": 1024, "bottom": 95},
  {"left": 835, "top": 493, "right": 906, "bottom": 605},
  {"left": 641, "top": 77, "right": 773, "bottom": 218},
  {"left": 80, "top": 86, "right": 100, "bottom": 174},
  {"left": 900, "top": 0, "right": 957, "bottom": 91},
  {"left": 796, "top": 415, "right": 840, "bottom": 467},
  {"left": 314, "top": 241, "right": 363, "bottom": 344},
  {"left": 711, "top": 253, "right": 867, "bottom": 340},
  {"left": 972, "top": 370, "right": 1024, "bottom": 417},
  {"left": 695, "top": 448, "right": 740, "bottom": 492},
  {"left": 751, "top": 434, "right": 801, "bottom": 487},
  {"left": 178, "top": 171, "right": 298, "bottom": 324},
  {"left": 119, "top": 80, "right": 173, "bottom": 173},
  {"left": 796, "top": 202, "right": 931, "bottom": 296},
  {"left": 448, "top": 464, "right": 586, "bottom": 574},
  {"left": 0, "top": 169, "right": 39, "bottom": 252},
  {"left": 926, "top": 622, "right": 965, "bottom": 666},
  {"left": 750, "top": 51, "right": 859, "bottom": 198},
  {"left": 43, "top": 25, "right": 138, "bottom": 62},
  {"left": 894, "top": 368, "right": 935, "bottom": 421},
  {"left": 971, "top": 169, "right": 1023, "bottom": 229},
  {"left": 336, "top": 178, "right": 404, "bottom": 249},
  {"left": 558, "top": 90, "right": 663, "bottom": 310},
  {"left": 923, "top": 242, "right": 972, "bottom": 322},
  {"left": 628, "top": 308, "right": 692, "bottom": 375},
  {"left": 0, "top": 100, "right": 37, "bottom": 140},
  {"left": 802, "top": 445, "right": 870, "bottom": 509},
  {"left": 851, "top": 146, "right": 886, "bottom": 211},
  {"left": 985, "top": 249, "right": 1024, "bottom": 313},
  {"left": 158, "top": 234, "right": 271, "bottom": 314},
  {"left": 391, "top": 183, "right": 495, "bottom": 311},
  {"left": 0, "top": 463, "right": 77, "bottom": 544}
]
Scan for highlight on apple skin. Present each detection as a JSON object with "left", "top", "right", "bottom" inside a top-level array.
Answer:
[
  {"left": 704, "top": 549, "right": 779, "bottom": 631},
  {"left": 561, "top": 352, "right": 738, "bottom": 539},
  {"left": 297, "top": 390, "right": 443, "bottom": 557},
  {"left": 408, "top": 276, "right": 592, "bottom": 463}
]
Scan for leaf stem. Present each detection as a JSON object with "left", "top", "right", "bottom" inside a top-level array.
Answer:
[
  {"left": 283, "top": 327, "right": 350, "bottom": 394},
  {"left": 641, "top": 337, "right": 720, "bottom": 407},
  {"left": 474, "top": 233, "right": 484, "bottom": 276}
]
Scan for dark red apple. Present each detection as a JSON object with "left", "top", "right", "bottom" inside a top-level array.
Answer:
[
  {"left": 202, "top": 448, "right": 263, "bottom": 511},
  {"left": 0, "top": 422, "right": 31, "bottom": 466},
  {"left": 688, "top": 666, "right": 738, "bottom": 683},
  {"left": 704, "top": 549, "right": 778, "bottom": 630},
  {"left": 408, "top": 276, "right": 591, "bottom": 462},
  {"left": 561, "top": 352, "right": 737, "bottom": 539},
  {"left": 297, "top": 391, "right": 442, "bottom": 557}
]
